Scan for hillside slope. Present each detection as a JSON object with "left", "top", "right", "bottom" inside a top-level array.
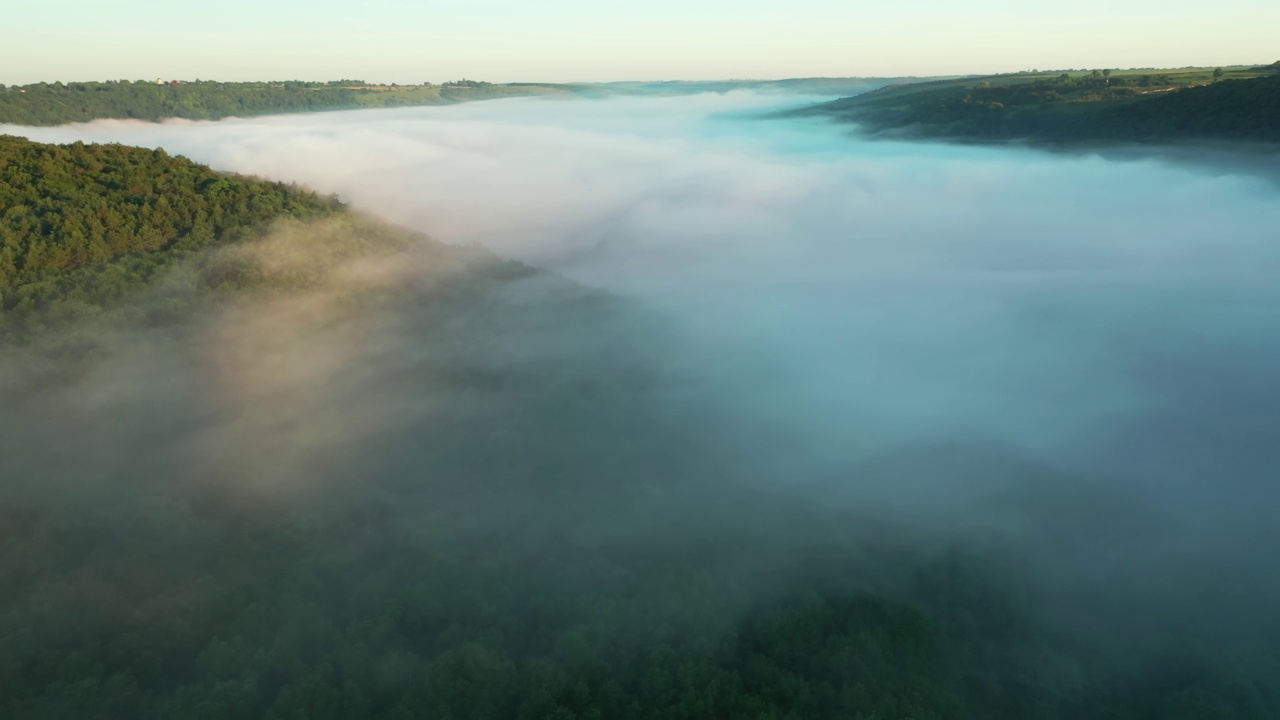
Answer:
[
  {"left": 0, "top": 134, "right": 342, "bottom": 334},
  {"left": 803, "top": 68, "right": 1280, "bottom": 145}
]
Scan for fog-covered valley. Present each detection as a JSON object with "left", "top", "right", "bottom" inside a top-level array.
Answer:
[
  {"left": 18, "top": 92, "right": 1277, "bottom": 504},
  {"left": 4, "top": 91, "right": 1279, "bottom": 717}
]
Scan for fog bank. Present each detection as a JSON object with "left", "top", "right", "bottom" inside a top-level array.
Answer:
[
  {"left": 4, "top": 92, "right": 1280, "bottom": 699},
  {"left": 10, "top": 92, "right": 1277, "bottom": 483}
]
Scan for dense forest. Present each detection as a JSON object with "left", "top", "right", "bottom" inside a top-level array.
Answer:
[
  {"left": 0, "top": 80, "right": 569, "bottom": 126},
  {"left": 803, "top": 66, "right": 1280, "bottom": 145},
  {"left": 2, "top": 137, "right": 1279, "bottom": 718}
]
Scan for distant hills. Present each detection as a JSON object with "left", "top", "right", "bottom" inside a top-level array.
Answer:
[
  {"left": 796, "top": 65, "right": 1280, "bottom": 146},
  {"left": 588, "top": 77, "right": 929, "bottom": 97},
  {"left": 4, "top": 67, "right": 1279, "bottom": 142},
  {"left": 0, "top": 76, "right": 923, "bottom": 127},
  {"left": 0, "top": 79, "right": 575, "bottom": 126}
]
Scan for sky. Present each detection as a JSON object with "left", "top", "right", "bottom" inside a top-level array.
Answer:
[{"left": 5, "top": 0, "right": 1278, "bottom": 84}]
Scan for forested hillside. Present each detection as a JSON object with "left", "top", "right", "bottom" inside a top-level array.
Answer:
[
  {"left": 0, "top": 134, "right": 341, "bottom": 334},
  {"left": 2, "top": 137, "right": 1278, "bottom": 719},
  {"left": 0, "top": 80, "right": 569, "bottom": 126},
  {"left": 804, "top": 67, "right": 1280, "bottom": 145}
]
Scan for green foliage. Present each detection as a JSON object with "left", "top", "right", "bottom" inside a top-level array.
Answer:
[{"left": 0, "top": 135, "right": 341, "bottom": 336}]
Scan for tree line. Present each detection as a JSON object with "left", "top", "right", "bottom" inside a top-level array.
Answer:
[{"left": 0, "top": 80, "right": 376, "bottom": 125}]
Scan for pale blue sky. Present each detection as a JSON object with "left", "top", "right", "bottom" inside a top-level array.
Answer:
[{"left": 5, "top": 0, "right": 1278, "bottom": 84}]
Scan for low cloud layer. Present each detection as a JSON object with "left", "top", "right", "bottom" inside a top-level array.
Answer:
[
  {"left": 5, "top": 92, "right": 1280, "bottom": 688},
  {"left": 14, "top": 92, "right": 1276, "bottom": 477}
]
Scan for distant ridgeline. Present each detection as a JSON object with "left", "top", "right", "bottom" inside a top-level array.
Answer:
[
  {"left": 801, "top": 65, "right": 1280, "bottom": 145},
  {"left": 0, "top": 134, "right": 341, "bottom": 333},
  {"left": 0, "top": 79, "right": 570, "bottom": 126}
]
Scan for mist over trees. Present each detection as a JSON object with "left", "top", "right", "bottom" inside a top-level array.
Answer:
[{"left": 2, "top": 128, "right": 1279, "bottom": 719}]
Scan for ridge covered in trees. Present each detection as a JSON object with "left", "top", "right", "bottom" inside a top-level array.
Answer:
[
  {"left": 2, "top": 137, "right": 1278, "bottom": 719},
  {"left": 0, "top": 80, "right": 572, "bottom": 126},
  {"left": 0, "top": 134, "right": 341, "bottom": 336},
  {"left": 800, "top": 66, "right": 1280, "bottom": 145}
]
